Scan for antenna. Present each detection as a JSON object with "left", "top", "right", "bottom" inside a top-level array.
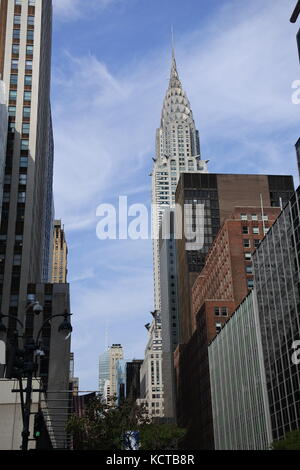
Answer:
[{"left": 171, "top": 25, "right": 175, "bottom": 57}]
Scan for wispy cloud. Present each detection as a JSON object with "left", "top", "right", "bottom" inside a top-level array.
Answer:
[
  {"left": 51, "top": 0, "right": 300, "bottom": 388},
  {"left": 52, "top": 0, "right": 122, "bottom": 21}
]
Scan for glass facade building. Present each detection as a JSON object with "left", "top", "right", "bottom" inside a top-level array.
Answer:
[
  {"left": 208, "top": 290, "right": 272, "bottom": 450},
  {"left": 253, "top": 188, "right": 300, "bottom": 442}
]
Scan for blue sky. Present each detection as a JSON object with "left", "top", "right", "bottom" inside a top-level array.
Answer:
[{"left": 50, "top": 0, "right": 299, "bottom": 391}]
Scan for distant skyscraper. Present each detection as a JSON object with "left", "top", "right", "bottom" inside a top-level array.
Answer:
[
  {"left": 99, "top": 344, "right": 124, "bottom": 404},
  {"left": 51, "top": 220, "right": 68, "bottom": 283},
  {"left": 0, "top": 0, "right": 55, "bottom": 334},
  {"left": 126, "top": 359, "right": 143, "bottom": 401},
  {"left": 151, "top": 51, "right": 208, "bottom": 311}
]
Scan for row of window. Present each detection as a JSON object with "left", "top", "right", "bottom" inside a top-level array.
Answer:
[
  {"left": 9, "top": 90, "right": 31, "bottom": 102},
  {"left": 8, "top": 106, "right": 31, "bottom": 118},
  {"left": 13, "top": 29, "right": 34, "bottom": 41},
  {"left": 242, "top": 226, "right": 262, "bottom": 235},
  {"left": 15, "top": 0, "right": 36, "bottom": 5},
  {"left": 11, "top": 59, "right": 33, "bottom": 70},
  {"left": 14, "top": 15, "right": 35, "bottom": 26},
  {"left": 12, "top": 44, "right": 33, "bottom": 56},
  {"left": 240, "top": 213, "right": 269, "bottom": 221},
  {"left": 10, "top": 74, "right": 32, "bottom": 86}
]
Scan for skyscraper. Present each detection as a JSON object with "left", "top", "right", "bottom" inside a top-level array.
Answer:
[
  {"left": 51, "top": 220, "right": 68, "bottom": 283},
  {"left": 98, "top": 344, "right": 124, "bottom": 403},
  {"left": 0, "top": 0, "right": 54, "bottom": 333},
  {"left": 151, "top": 51, "right": 208, "bottom": 311}
]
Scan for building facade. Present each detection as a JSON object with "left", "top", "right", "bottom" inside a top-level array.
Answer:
[
  {"left": 51, "top": 219, "right": 68, "bottom": 283},
  {"left": 138, "top": 312, "right": 164, "bottom": 418},
  {"left": 208, "top": 290, "right": 272, "bottom": 450},
  {"left": 0, "top": 0, "right": 55, "bottom": 335},
  {"left": 159, "top": 209, "right": 179, "bottom": 420},
  {"left": 253, "top": 188, "right": 300, "bottom": 442},
  {"left": 0, "top": 80, "right": 7, "bottom": 224},
  {"left": 126, "top": 359, "right": 143, "bottom": 402},
  {"left": 98, "top": 344, "right": 124, "bottom": 404},
  {"left": 151, "top": 51, "right": 208, "bottom": 311}
]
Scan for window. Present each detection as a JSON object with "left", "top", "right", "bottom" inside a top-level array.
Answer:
[
  {"left": 27, "top": 30, "right": 34, "bottom": 41},
  {"left": 13, "top": 29, "right": 20, "bottom": 40},
  {"left": 246, "top": 266, "right": 253, "bottom": 274},
  {"left": 241, "top": 214, "right": 247, "bottom": 220},
  {"left": 254, "top": 239, "right": 260, "bottom": 248},
  {"left": 15, "top": 0, "right": 22, "bottom": 4},
  {"left": 244, "top": 253, "right": 251, "bottom": 260},
  {"left": 23, "top": 107, "right": 31, "bottom": 118},
  {"left": 251, "top": 214, "right": 258, "bottom": 221},
  {"left": 21, "top": 140, "right": 29, "bottom": 150},
  {"left": 8, "top": 121, "right": 16, "bottom": 133},
  {"left": 221, "top": 307, "right": 228, "bottom": 316},
  {"left": 26, "top": 45, "right": 33, "bottom": 56},
  {"left": 8, "top": 106, "right": 16, "bottom": 117},
  {"left": 264, "top": 227, "right": 269, "bottom": 234},
  {"left": 216, "top": 323, "right": 222, "bottom": 334},
  {"left": 262, "top": 215, "right": 269, "bottom": 221},
  {"left": 9, "top": 90, "right": 17, "bottom": 102},
  {"left": 14, "top": 15, "right": 21, "bottom": 25},
  {"left": 11, "top": 60, "right": 19, "bottom": 70},
  {"left": 18, "top": 192, "right": 26, "bottom": 203},
  {"left": 24, "top": 75, "right": 32, "bottom": 86},
  {"left": 27, "top": 16, "right": 35, "bottom": 26},
  {"left": 247, "top": 279, "right": 254, "bottom": 288},
  {"left": 25, "top": 60, "right": 32, "bottom": 70},
  {"left": 22, "top": 123, "right": 30, "bottom": 134},
  {"left": 242, "top": 226, "right": 249, "bottom": 234},
  {"left": 13, "top": 255, "right": 21, "bottom": 266},
  {"left": 214, "top": 307, "right": 220, "bottom": 316},
  {"left": 19, "top": 174, "right": 27, "bottom": 185},
  {"left": 28, "top": 0, "right": 35, "bottom": 5},
  {"left": 243, "top": 239, "right": 250, "bottom": 248},
  {"left": 252, "top": 227, "right": 259, "bottom": 235},
  {"left": 24, "top": 91, "right": 31, "bottom": 101},
  {"left": 10, "top": 74, "right": 18, "bottom": 85},
  {"left": 12, "top": 44, "right": 19, "bottom": 55}
]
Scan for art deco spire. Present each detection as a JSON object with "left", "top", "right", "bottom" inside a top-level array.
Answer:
[{"left": 161, "top": 50, "right": 194, "bottom": 128}]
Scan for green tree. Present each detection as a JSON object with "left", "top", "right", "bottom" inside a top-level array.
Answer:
[
  {"left": 66, "top": 396, "right": 185, "bottom": 450},
  {"left": 272, "top": 430, "right": 300, "bottom": 450}
]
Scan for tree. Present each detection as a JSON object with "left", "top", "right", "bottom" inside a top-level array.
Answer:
[
  {"left": 272, "top": 430, "right": 300, "bottom": 450},
  {"left": 66, "top": 396, "right": 185, "bottom": 450}
]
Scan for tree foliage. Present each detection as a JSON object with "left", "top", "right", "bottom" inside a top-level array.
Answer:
[
  {"left": 66, "top": 396, "right": 185, "bottom": 450},
  {"left": 272, "top": 430, "right": 300, "bottom": 450}
]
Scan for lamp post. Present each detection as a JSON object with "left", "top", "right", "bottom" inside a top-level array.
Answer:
[{"left": 0, "top": 306, "right": 72, "bottom": 451}]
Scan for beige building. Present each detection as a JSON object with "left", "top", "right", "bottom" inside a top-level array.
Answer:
[
  {"left": 51, "top": 220, "right": 68, "bottom": 283},
  {"left": 0, "top": 0, "right": 55, "bottom": 330}
]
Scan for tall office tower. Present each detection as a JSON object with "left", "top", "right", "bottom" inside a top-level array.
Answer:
[
  {"left": 98, "top": 344, "right": 124, "bottom": 403},
  {"left": 126, "top": 359, "right": 143, "bottom": 401},
  {"left": 0, "top": 0, "right": 54, "bottom": 334},
  {"left": 138, "top": 312, "right": 164, "bottom": 419},
  {"left": 51, "top": 220, "right": 68, "bottom": 283},
  {"left": 177, "top": 205, "right": 280, "bottom": 449},
  {"left": 174, "top": 173, "right": 294, "bottom": 449},
  {"left": 0, "top": 80, "right": 7, "bottom": 222},
  {"left": 151, "top": 51, "right": 208, "bottom": 311},
  {"left": 253, "top": 187, "right": 300, "bottom": 443},
  {"left": 159, "top": 209, "right": 179, "bottom": 420},
  {"left": 208, "top": 290, "right": 272, "bottom": 450}
]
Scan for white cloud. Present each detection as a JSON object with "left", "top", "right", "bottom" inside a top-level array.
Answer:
[{"left": 52, "top": 0, "right": 121, "bottom": 20}]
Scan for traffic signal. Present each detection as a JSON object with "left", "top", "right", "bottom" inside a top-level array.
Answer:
[
  {"left": 34, "top": 412, "right": 44, "bottom": 440},
  {"left": 5, "top": 342, "right": 25, "bottom": 379}
]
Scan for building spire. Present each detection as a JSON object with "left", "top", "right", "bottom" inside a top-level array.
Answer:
[{"left": 169, "top": 27, "right": 181, "bottom": 89}]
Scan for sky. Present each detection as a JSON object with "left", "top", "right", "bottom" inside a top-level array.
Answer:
[{"left": 50, "top": 0, "right": 300, "bottom": 391}]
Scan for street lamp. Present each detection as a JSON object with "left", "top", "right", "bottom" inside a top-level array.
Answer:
[{"left": 0, "top": 305, "right": 72, "bottom": 451}]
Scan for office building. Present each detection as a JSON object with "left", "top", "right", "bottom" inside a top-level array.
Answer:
[
  {"left": 51, "top": 219, "right": 68, "bottom": 283},
  {"left": 159, "top": 209, "right": 179, "bottom": 420},
  {"left": 138, "top": 312, "right": 164, "bottom": 418},
  {"left": 175, "top": 173, "right": 294, "bottom": 346},
  {"left": 98, "top": 344, "right": 124, "bottom": 404},
  {"left": 151, "top": 51, "right": 208, "bottom": 311},
  {"left": 0, "top": 0, "right": 55, "bottom": 335},
  {"left": 253, "top": 187, "right": 300, "bottom": 442},
  {"left": 208, "top": 290, "right": 272, "bottom": 450},
  {"left": 126, "top": 359, "right": 143, "bottom": 401}
]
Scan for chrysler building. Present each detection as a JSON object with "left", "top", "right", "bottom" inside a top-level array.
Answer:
[{"left": 152, "top": 51, "right": 208, "bottom": 310}]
